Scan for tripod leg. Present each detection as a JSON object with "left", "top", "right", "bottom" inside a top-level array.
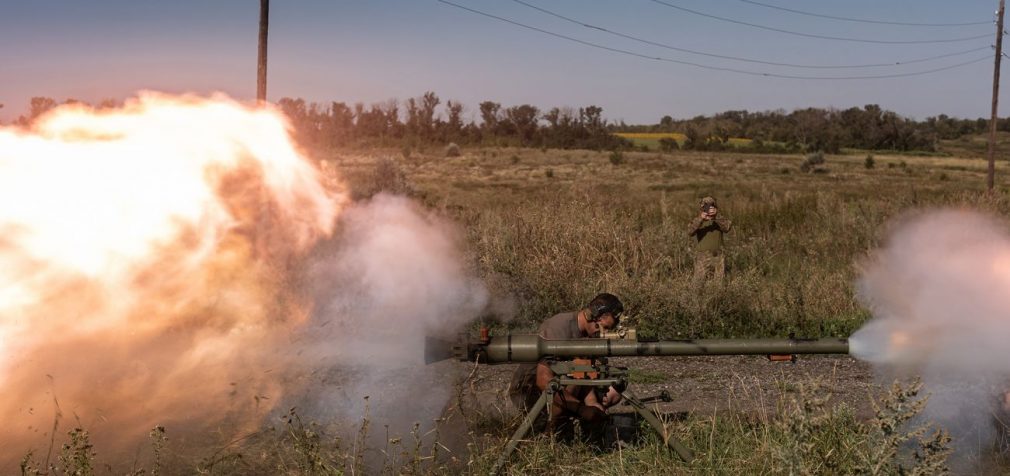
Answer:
[
  {"left": 492, "top": 388, "right": 551, "bottom": 475},
  {"left": 623, "top": 391, "right": 694, "bottom": 463}
]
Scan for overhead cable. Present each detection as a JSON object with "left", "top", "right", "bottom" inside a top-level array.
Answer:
[
  {"left": 648, "top": 0, "right": 992, "bottom": 44},
  {"left": 512, "top": 0, "right": 991, "bottom": 69},
  {"left": 738, "top": 0, "right": 992, "bottom": 27},
  {"left": 436, "top": 0, "right": 992, "bottom": 80}
]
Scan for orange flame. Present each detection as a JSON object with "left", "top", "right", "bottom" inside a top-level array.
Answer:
[{"left": 0, "top": 92, "right": 346, "bottom": 460}]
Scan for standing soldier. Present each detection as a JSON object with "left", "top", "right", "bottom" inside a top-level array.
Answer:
[{"left": 688, "top": 196, "right": 732, "bottom": 284}]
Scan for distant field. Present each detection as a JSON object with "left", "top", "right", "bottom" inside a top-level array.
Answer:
[
  {"left": 616, "top": 132, "right": 688, "bottom": 141},
  {"left": 938, "top": 131, "right": 1010, "bottom": 159},
  {"left": 616, "top": 132, "right": 753, "bottom": 149},
  {"left": 615, "top": 132, "right": 685, "bottom": 150}
]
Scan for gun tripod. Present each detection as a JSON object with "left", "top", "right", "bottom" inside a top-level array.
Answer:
[{"left": 492, "top": 360, "right": 693, "bottom": 474}]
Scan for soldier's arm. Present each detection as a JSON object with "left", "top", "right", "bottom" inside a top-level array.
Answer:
[
  {"left": 715, "top": 217, "right": 732, "bottom": 232},
  {"left": 537, "top": 362, "right": 594, "bottom": 415},
  {"left": 534, "top": 361, "right": 554, "bottom": 391},
  {"left": 687, "top": 217, "right": 704, "bottom": 237}
]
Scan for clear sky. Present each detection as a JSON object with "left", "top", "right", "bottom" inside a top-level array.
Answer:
[{"left": 0, "top": 0, "right": 1004, "bottom": 124}]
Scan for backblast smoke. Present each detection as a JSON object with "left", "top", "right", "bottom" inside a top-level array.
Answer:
[
  {"left": 852, "top": 209, "right": 1010, "bottom": 460},
  {"left": 0, "top": 93, "right": 490, "bottom": 468}
]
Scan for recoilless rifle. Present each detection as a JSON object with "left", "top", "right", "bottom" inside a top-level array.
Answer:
[{"left": 425, "top": 326, "right": 849, "bottom": 473}]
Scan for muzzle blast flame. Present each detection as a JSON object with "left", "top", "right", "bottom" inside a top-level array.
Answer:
[{"left": 0, "top": 92, "right": 346, "bottom": 464}]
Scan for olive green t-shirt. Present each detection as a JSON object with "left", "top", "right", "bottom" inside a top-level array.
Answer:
[{"left": 690, "top": 218, "right": 732, "bottom": 252}]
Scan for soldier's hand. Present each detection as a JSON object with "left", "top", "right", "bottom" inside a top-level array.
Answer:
[{"left": 602, "top": 387, "right": 622, "bottom": 407}]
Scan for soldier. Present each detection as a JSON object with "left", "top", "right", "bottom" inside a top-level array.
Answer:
[
  {"left": 508, "top": 293, "right": 624, "bottom": 426},
  {"left": 688, "top": 196, "right": 732, "bottom": 284}
]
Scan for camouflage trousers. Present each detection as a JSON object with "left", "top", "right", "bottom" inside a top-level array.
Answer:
[{"left": 692, "top": 250, "right": 725, "bottom": 284}]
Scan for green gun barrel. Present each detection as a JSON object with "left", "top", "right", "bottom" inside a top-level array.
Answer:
[{"left": 426, "top": 333, "right": 848, "bottom": 364}]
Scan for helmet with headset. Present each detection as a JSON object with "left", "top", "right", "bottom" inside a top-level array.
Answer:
[{"left": 585, "top": 293, "right": 623, "bottom": 323}]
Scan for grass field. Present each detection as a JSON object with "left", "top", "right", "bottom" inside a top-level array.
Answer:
[
  {"left": 336, "top": 146, "right": 1010, "bottom": 473},
  {"left": 31, "top": 145, "right": 1010, "bottom": 474},
  {"left": 339, "top": 146, "right": 1010, "bottom": 339}
]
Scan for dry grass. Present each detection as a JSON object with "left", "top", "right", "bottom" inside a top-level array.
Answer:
[
  {"left": 333, "top": 146, "right": 1010, "bottom": 338},
  {"left": 21, "top": 377, "right": 958, "bottom": 475}
]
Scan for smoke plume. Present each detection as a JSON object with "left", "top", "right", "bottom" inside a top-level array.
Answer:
[{"left": 852, "top": 209, "right": 1010, "bottom": 458}]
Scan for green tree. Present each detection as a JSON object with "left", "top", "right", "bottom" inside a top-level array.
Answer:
[
  {"left": 479, "top": 100, "right": 501, "bottom": 140},
  {"left": 503, "top": 104, "right": 540, "bottom": 146}
]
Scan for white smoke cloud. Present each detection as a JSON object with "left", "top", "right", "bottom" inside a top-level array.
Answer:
[
  {"left": 852, "top": 209, "right": 1010, "bottom": 459},
  {"left": 287, "top": 193, "right": 490, "bottom": 444}
]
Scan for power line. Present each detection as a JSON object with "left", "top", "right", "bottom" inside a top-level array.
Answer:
[
  {"left": 511, "top": 0, "right": 991, "bottom": 69},
  {"left": 648, "top": 0, "right": 992, "bottom": 44},
  {"left": 435, "top": 0, "right": 991, "bottom": 80},
  {"left": 738, "top": 0, "right": 992, "bottom": 27}
]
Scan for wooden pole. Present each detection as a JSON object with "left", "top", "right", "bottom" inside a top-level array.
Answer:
[
  {"left": 988, "top": 0, "right": 1005, "bottom": 191},
  {"left": 257, "top": 0, "right": 269, "bottom": 104},
  {"left": 255, "top": 0, "right": 271, "bottom": 261}
]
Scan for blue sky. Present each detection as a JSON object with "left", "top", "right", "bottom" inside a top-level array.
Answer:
[{"left": 0, "top": 0, "right": 1002, "bottom": 124}]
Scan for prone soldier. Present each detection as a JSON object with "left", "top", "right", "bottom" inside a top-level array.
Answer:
[{"left": 508, "top": 293, "right": 625, "bottom": 428}]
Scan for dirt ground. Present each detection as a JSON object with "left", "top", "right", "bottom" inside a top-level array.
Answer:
[
  {"left": 431, "top": 353, "right": 878, "bottom": 464},
  {"left": 449, "top": 354, "right": 876, "bottom": 427}
]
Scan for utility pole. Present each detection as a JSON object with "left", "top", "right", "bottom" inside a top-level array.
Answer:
[
  {"left": 988, "top": 0, "right": 1005, "bottom": 191},
  {"left": 257, "top": 0, "right": 269, "bottom": 103},
  {"left": 255, "top": 0, "right": 271, "bottom": 261}
]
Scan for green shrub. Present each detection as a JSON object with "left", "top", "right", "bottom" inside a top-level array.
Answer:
[
  {"left": 445, "top": 142, "right": 461, "bottom": 157},
  {"left": 609, "top": 150, "right": 625, "bottom": 166},
  {"left": 800, "top": 151, "right": 826, "bottom": 173},
  {"left": 365, "top": 156, "right": 411, "bottom": 197},
  {"left": 658, "top": 137, "right": 680, "bottom": 152}
]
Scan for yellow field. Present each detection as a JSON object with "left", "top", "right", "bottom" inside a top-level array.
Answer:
[
  {"left": 615, "top": 132, "right": 687, "bottom": 140},
  {"left": 615, "top": 132, "right": 753, "bottom": 148}
]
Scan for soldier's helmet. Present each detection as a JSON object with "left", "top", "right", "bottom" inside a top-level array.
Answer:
[
  {"left": 700, "top": 196, "right": 718, "bottom": 211},
  {"left": 587, "top": 293, "right": 624, "bottom": 323}
]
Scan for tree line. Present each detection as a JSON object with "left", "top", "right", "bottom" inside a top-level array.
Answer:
[
  {"left": 631, "top": 105, "right": 1008, "bottom": 153},
  {"left": 274, "top": 92, "right": 628, "bottom": 151},
  {"left": 7, "top": 93, "right": 1006, "bottom": 154}
]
